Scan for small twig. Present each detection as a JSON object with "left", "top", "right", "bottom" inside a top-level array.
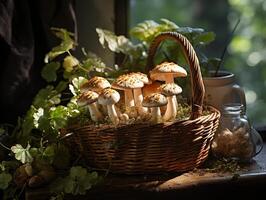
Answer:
[
  {"left": 215, "top": 17, "right": 241, "bottom": 76},
  {"left": 0, "top": 142, "right": 11, "bottom": 151}
]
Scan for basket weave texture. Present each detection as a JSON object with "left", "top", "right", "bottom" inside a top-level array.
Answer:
[{"left": 65, "top": 32, "right": 220, "bottom": 174}]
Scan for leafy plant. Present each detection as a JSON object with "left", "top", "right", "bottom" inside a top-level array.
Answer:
[
  {"left": 97, "top": 18, "right": 219, "bottom": 75},
  {"left": 50, "top": 166, "right": 101, "bottom": 197},
  {"left": 0, "top": 28, "right": 103, "bottom": 199}
]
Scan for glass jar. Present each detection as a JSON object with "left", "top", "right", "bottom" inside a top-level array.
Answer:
[{"left": 211, "top": 103, "right": 263, "bottom": 161}]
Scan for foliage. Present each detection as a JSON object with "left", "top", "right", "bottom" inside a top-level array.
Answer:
[
  {"left": 0, "top": 28, "right": 103, "bottom": 199},
  {"left": 11, "top": 144, "right": 33, "bottom": 164},
  {"left": 50, "top": 166, "right": 101, "bottom": 197},
  {"left": 129, "top": 0, "right": 266, "bottom": 132},
  {"left": 97, "top": 18, "right": 218, "bottom": 75}
]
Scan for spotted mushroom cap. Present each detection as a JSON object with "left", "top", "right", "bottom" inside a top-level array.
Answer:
[
  {"left": 80, "top": 76, "right": 111, "bottom": 93},
  {"left": 98, "top": 88, "right": 120, "bottom": 105},
  {"left": 112, "top": 74, "right": 144, "bottom": 90},
  {"left": 149, "top": 62, "right": 187, "bottom": 81},
  {"left": 142, "top": 93, "right": 168, "bottom": 108},
  {"left": 159, "top": 83, "right": 182, "bottom": 97},
  {"left": 128, "top": 72, "right": 151, "bottom": 85},
  {"left": 77, "top": 91, "right": 99, "bottom": 106}
]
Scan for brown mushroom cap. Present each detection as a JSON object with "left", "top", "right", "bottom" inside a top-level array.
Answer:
[
  {"left": 112, "top": 74, "right": 144, "bottom": 90},
  {"left": 159, "top": 83, "right": 182, "bottom": 97},
  {"left": 149, "top": 62, "right": 187, "bottom": 81},
  {"left": 77, "top": 91, "right": 99, "bottom": 106},
  {"left": 98, "top": 88, "right": 120, "bottom": 105},
  {"left": 128, "top": 72, "right": 151, "bottom": 85},
  {"left": 80, "top": 76, "right": 111, "bottom": 93},
  {"left": 142, "top": 93, "right": 168, "bottom": 108}
]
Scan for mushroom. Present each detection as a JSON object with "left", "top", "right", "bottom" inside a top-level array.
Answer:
[
  {"left": 159, "top": 83, "right": 182, "bottom": 121},
  {"left": 98, "top": 88, "right": 120, "bottom": 125},
  {"left": 80, "top": 76, "right": 111, "bottom": 115},
  {"left": 149, "top": 62, "right": 187, "bottom": 110},
  {"left": 80, "top": 76, "right": 111, "bottom": 93},
  {"left": 77, "top": 91, "right": 103, "bottom": 122},
  {"left": 142, "top": 93, "right": 168, "bottom": 123},
  {"left": 128, "top": 72, "right": 151, "bottom": 114},
  {"left": 143, "top": 81, "right": 162, "bottom": 97},
  {"left": 112, "top": 74, "right": 144, "bottom": 115},
  {"left": 149, "top": 62, "right": 187, "bottom": 83}
]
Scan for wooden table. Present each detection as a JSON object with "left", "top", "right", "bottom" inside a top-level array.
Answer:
[{"left": 26, "top": 142, "right": 266, "bottom": 200}]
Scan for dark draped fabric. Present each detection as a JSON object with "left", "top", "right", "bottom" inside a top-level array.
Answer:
[{"left": 0, "top": 0, "right": 77, "bottom": 124}]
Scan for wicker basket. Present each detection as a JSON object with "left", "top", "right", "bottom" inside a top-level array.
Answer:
[{"left": 64, "top": 32, "right": 220, "bottom": 174}]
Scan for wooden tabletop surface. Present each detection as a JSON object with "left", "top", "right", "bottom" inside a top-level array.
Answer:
[{"left": 26, "top": 142, "right": 266, "bottom": 199}]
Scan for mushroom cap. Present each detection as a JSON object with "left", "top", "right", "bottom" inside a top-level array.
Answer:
[
  {"left": 80, "top": 76, "right": 111, "bottom": 93},
  {"left": 128, "top": 72, "right": 151, "bottom": 85},
  {"left": 112, "top": 74, "right": 144, "bottom": 90},
  {"left": 159, "top": 83, "right": 182, "bottom": 96},
  {"left": 142, "top": 93, "right": 168, "bottom": 108},
  {"left": 77, "top": 91, "right": 99, "bottom": 106},
  {"left": 149, "top": 62, "right": 187, "bottom": 81},
  {"left": 98, "top": 88, "right": 120, "bottom": 105}
]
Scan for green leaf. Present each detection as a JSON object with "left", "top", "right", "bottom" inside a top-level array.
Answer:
[
  {"left": 130, "top": 20, "right": 160, "bottom": 42},
  {"left": 43, "top": 145, "right": 55, "bottom": 161},
  {"left": 33, "top": 107, "right": 44, "bottom": 128},
  {"left": 63, "top": 56, "right": 79, "bottom": 73},
  {"left": 160, "top": 18, "right": 179, "bottom": 29},
  {"left": 50, "top": 166, "right": 101, "bottom": 196},
  {"left": 69, "top": 77, "right": 87, "bottom": 96},
  {"left": 55, "top": 81, "right": 68, "bottom": 93},
  {"left": 11, "top": 144, "right": 33, "bottom": 164},
  {"left": 0, "top": 172, "right": 12, "bottom": 190},
  {"left": 193, "top": 32, "right": 216, "bottom": 46},
  {"left": 130, "top": 19, "right": 178, "bottom": 43},
  {"left": 49, "top": 106, "right": 70, "bottom": 130},
  {"left": 41, "top": 62, "right": 60, "bottom": 82},
  {"left": 33, "top": 86, "right": 61, "bottom": 108},
  {"left": 96, "top": 28, "right": 136, "bottom": 55},
  {"left": 44, "top": 28, "right": 75, "bottom": 63},
  {"left": 69, "top": 166, "right": 87, "bottom": 180},
  {"left": 81, "top": 51, "right": 106, "bottom": 73}
]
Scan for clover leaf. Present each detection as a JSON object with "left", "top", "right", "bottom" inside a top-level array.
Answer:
[
  {"left": 41, "top": 62, "right": 61, "bottom": 82},
  {"left": 11, "top": 144, "right": 33, "bottom": 164}
]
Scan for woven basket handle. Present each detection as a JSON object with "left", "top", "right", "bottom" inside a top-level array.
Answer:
[{"left": 146, "top": 32, "right": 205, "bottom": 119}]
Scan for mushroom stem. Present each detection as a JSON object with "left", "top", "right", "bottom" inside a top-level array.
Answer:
[
  {"left": 163, "top": 96, "right": 177, "bottom": 121},
  {"left": 151, "top": 107, "right": 162, "bottom": 123},
  {"left": 165, "top": 75, "right": 174, "bottom": 83},
  {"left": 88, "top": 102, "right": 103, "bottom": 122},
  {"left": 107, "top": 104, "right": 119, "bottom": 125},
  {"left": 133, "top": 88, "right": 148, "bottom": 114},
  {"left": 164, "top": 75, "right": 177, "bottom": 109},
  {"left": 125, "top": 89, "right": 135, "bottom": 107}
]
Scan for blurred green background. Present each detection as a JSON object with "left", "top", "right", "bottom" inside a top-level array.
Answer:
[{"left": 130, "top": 0, "right": 266, "bottom": 126}]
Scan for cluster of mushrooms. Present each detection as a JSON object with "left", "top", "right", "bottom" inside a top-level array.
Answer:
[{"left": 77, "top": 62, "right": 187, "bottom": 125}]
